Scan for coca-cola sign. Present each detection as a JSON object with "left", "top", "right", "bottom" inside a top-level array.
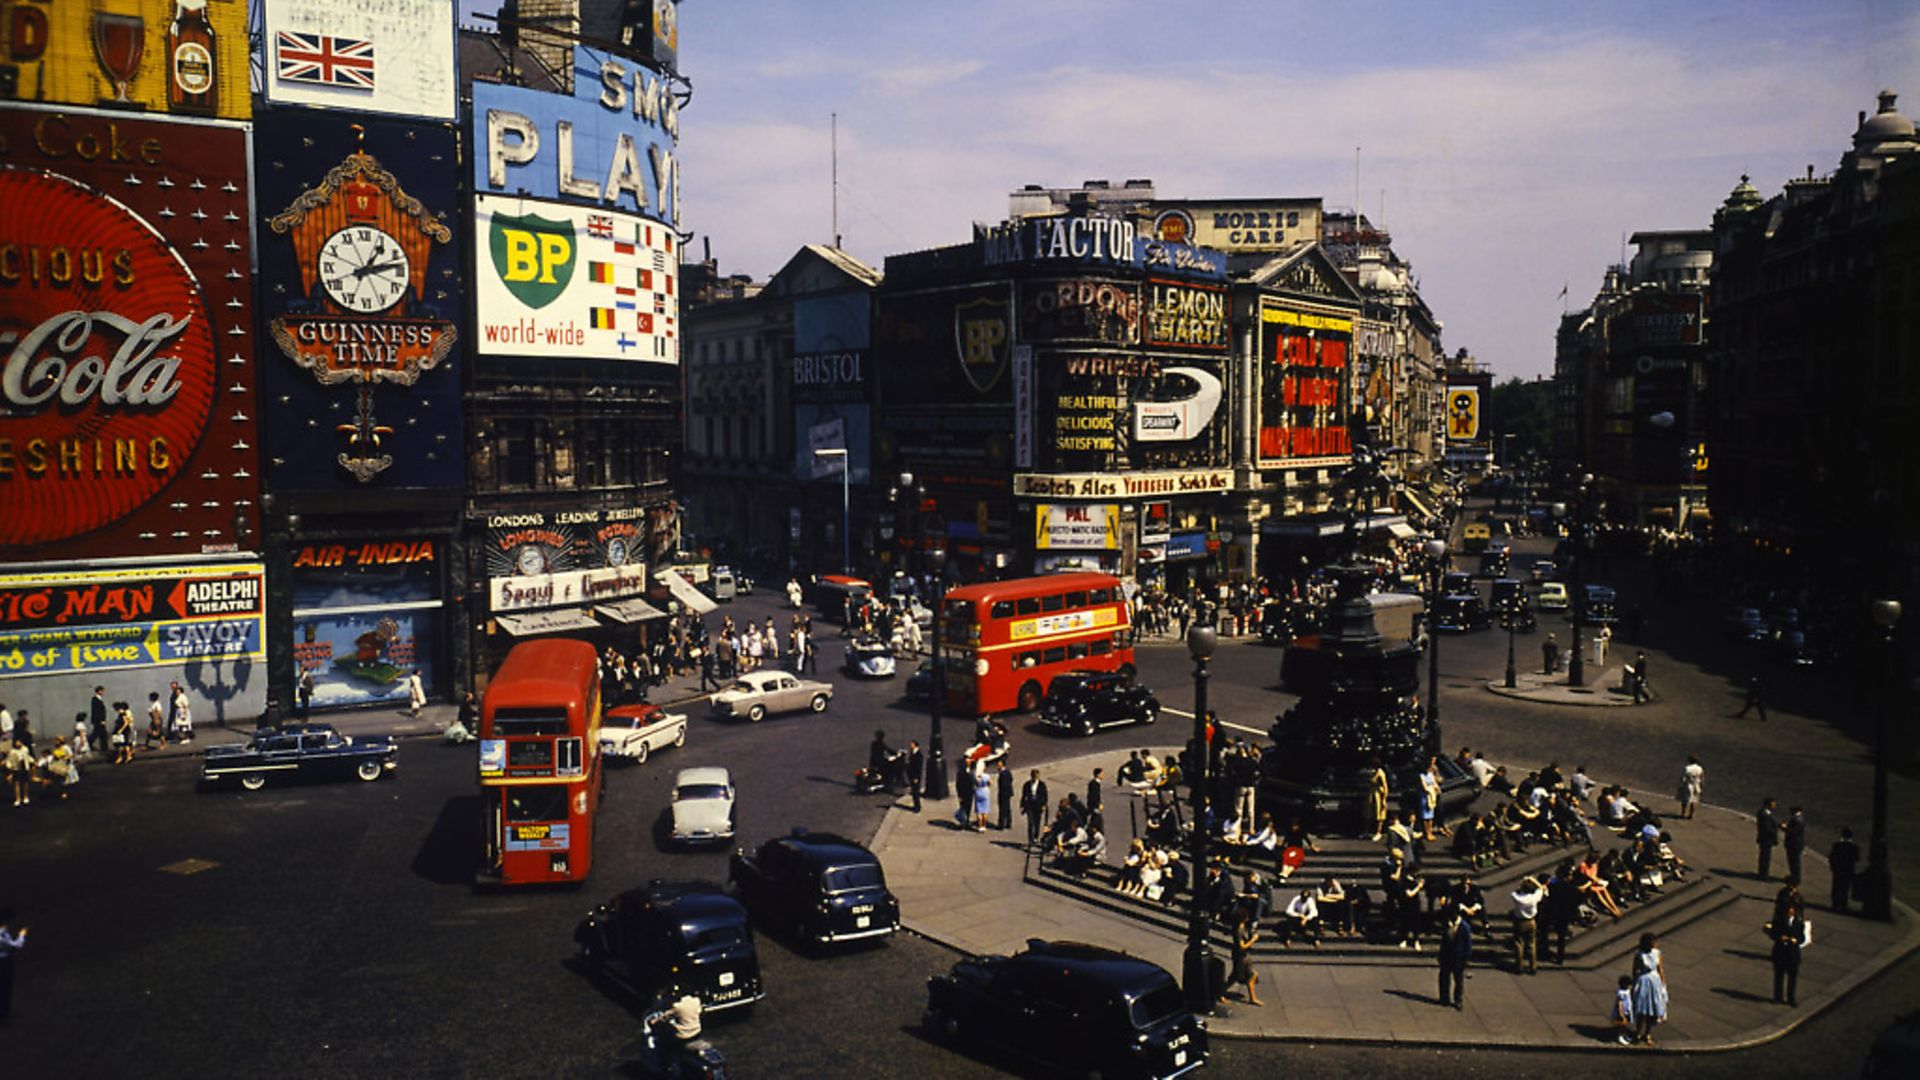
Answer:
[{"left": 0, "top": 107, "right": 258, "bottom": 560}]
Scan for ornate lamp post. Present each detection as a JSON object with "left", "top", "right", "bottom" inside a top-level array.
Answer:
[
  {"left": 1182, "top": 624, "right": 1218, "bottom": 1013},
  {"left": 909, "top": 472, "right": 950, "bottom": 802},
  {"left": 1863, "top": 598, "right": 1903, "bottom": 921},
  {"left": 1504, "top": 597, "right": 1519, "bottom": 689},
  {"left": 1424, "top": 537, "right": 1447, "bottom": 727},
  {"left": 1566, "top": 472, "right": 1593, "bottom": 688}
]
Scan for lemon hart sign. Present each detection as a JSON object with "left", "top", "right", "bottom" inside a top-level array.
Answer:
[{"left": 0, "top": 106, "right": 259, "bottom": 561}]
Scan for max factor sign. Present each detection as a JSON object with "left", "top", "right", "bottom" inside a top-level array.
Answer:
[
  {"left": 1013, "top": 469, "right": 1233, "bottom": 499},
  {"left": 980, "top": 216, "right": 1138, "bottom": 267}
]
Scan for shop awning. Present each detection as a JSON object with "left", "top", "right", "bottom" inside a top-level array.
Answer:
[
  {"left": 597, "top": 597, "right": 669, "bottom": 623},
  {"left": 1401, "top": 490, "right": 1435, "bottom": 520},
  {"left": 1387, "top": 521, "right": 1418, "bottom": 540},
  {"left": 495, "top": 608, "right": 601, "bottom": 637},
  {"left": 654, "top": 570, "right": 717, "bottom": 615}
]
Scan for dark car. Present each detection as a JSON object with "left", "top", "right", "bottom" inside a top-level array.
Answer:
[
  {"left": 1490, "top": 579, "right": 1536, "bottom": 632},
  {"left": 924, "top": 939, "right": 1208, "bottom": 1080},
  {"left": 1477, "top": 546, "right": 1511, "bottom": 578},
  {"left": 575, "top": 880, "right": 764, "bottom": 1014},
  {"left": 1724, "top": 606, "right": 1768, "bottom": 642},
  {"left": 200, "top": 723, "right": 397, "bottom": 792},
  {"left": 1441, "top": 571, "right": 1475, "bottom": 596},
  {"left": 1038, "top": 671, "right": 1160, "bottom": 736},
  {"left": 729, "top": 829, "right": 900, "bottom": 946},
  {"left": 904, "top": 658, "right": 937, "bottom": 702},
  {"left": 1257, "top": 600, "right": 1319, "bottom": 644},
  {"left": 1575, "top": 583, "right": 1619, "bottom": 627},
  {"left": 1431, "top": 594, "right": 1490, "bottom": 632}
]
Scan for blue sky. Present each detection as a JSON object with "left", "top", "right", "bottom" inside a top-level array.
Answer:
[{"left": 462, "top": 1, "right": 1919, "bottom": 380}]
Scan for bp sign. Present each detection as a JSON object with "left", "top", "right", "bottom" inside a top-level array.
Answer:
[{"left": 489, "top": 211, "right": 577, "bottom": 308}]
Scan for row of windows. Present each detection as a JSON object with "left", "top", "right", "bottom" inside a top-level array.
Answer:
[
  {"left": 472, "top": 417, "right": 675, "bottom": 493},
  {"left": 1011, "top": 638, "right": 1115, "bottom": 668},
  {"left": 987, "top": 586, "right": 1116, "bottom": 620}
]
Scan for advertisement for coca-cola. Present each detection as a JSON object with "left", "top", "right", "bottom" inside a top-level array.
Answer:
[{"left": 0, "top": 105, "right": 259, "bottom": 561}]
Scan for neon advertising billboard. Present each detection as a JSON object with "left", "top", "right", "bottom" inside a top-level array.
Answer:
[{"left": 1257, "top": 301, "right": 1354, "bottom": 470}]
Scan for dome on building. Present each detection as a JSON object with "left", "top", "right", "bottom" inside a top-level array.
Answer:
[
  {"left": 1722, "top": 173, "right": 1763, "bottom": 214},
  {"left": 1854, "top": 90, "right": 1916, "bottom": 152}
]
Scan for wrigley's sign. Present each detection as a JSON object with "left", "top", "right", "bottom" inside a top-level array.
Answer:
[{"left": 1014, "top": 469, "right": 1233, "bottom": 499}]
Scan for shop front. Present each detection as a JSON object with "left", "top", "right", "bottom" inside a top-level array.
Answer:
[{"left": 290, "top": 540, "right": 444, "bottom": 711}]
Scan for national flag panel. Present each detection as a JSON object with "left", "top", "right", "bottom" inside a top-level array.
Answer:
[
  {"left": 590, "top": 308, "right": 617, "bottom": 329},
  {"left": 588, "top": 261, "right": 616, "bottom": 284}
]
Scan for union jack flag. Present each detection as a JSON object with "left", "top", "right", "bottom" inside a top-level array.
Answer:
[
  {"left": 276, "top": 32, "right": 376, "bottom": 90},
  {"left": 587, "top": 215, "right": 615, "bottom": 239}
]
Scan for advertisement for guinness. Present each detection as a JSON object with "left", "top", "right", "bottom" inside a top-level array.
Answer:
[
  {"left": 0, "top": 0, "right": 250, "bottom": 120},
  {"left": 0, "top": 105, "right": 259, "bottom": 561},
  {"left": 255, "top": 111, "right": 461, "bottom": 488}
]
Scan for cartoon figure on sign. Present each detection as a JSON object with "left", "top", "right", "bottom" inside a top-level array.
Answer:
[
  {"left": 1448, "top": 389, "right": 1479, "bottom": 440},
  {"left": 337, "top": 619, "right": 405, "bottom": 688}
]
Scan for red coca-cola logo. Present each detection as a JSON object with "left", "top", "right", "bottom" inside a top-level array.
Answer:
[{"left": 0, "top": 168, "right": 215, "bottom": 546}]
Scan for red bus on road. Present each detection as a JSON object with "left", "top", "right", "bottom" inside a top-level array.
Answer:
[
  {"left": 477, "top": 638, "right": 604, "bottom": 886},
  {"left": 939, "top": 571, "right": 1136, "bottom": 716}
]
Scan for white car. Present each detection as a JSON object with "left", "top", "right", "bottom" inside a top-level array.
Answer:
[
  {"left": 844, "top": 637, "right": 897, "bottom": 679},
  {"left": 670, "top": 766, "right": 736, "bottom": 846},
  {"left": 709, "top": 670, "right": 833, "bottom": 722},
  {"left": 1537, "top": 582, "right": 1570, "bottom": 611},
  {"left": 599, "top": 703, "right": 688, "bottom": 764}
]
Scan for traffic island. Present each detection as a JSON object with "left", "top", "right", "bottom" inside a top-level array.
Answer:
[{"left": 1485, "top": 667, "right": 1652, "bottom": 708}]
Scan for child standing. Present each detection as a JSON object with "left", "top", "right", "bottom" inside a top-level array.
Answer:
[{"left": 1612, "top": 975, "right": 1635, "bottom": 1045}]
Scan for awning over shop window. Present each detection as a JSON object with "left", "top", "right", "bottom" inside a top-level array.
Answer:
[
  {"left": 1387, "top": 521, "right": 1418, "bottom": 540},
  {"left": 495, "top": 608, "right": 601, "bottom": 637},
  {"left": 654, "top": 570, "right": 718, "bottom": 615},
  {"left": 597, "top": 597, "right": 669, "bottom": 623}
]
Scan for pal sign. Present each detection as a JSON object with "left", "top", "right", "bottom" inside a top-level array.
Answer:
[{"left": 474, "top": 46, "right": 680, "bottom": 226}]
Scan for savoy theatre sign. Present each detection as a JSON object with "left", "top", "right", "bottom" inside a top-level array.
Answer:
[{"left": 1014, "top": 469, "right": 1232, "bottom": 499}]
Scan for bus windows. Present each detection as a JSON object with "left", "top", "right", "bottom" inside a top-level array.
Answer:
[
  {"left": 1018, "top": 651, "right": 1040, "bottom": 668},
  {"left": 1016, "top": 597, "right": 1040, "bottom": 616},
  {"left": 1091, "top": 640, "right": 1111, "bottom": 656},
  {"left": 989, "top": 600, "right": 1014, "bottom": 619},
  {"left": 1065, "top": 591, "right": 1087, "bottom": 609},
  {"left": 507, "top": 785, "right": 569, "bottom": 822},
  {"left": 1043, "top": 646, "right": 1066, "bottom": 665},
  {"left": 1068, "top": 642, "right": 1089, "bottom": 660},
  {"left": 1041, "top": 594, "right": 1065, "bottom": 613},
  {"left": 491, "top": 707, "right": 570, "bottom": 735},
  {"left": 1089, "top": 587, "right": 1111, "bottom": 604},
  {"left": 508, "top": 741, "right": 555, "bottom": 769}
]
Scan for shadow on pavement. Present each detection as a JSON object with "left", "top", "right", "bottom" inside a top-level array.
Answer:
[{"left": 411, "top": 792, "right": 482, "bottom": 885}]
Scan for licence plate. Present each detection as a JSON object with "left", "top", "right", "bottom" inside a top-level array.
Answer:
[
  {"left": 1175, "top": 1051, "right": 1187, "bottom": 1066},
  {"left": 718, "top": 972, "right": 735, "bottom": 987},
  {"left": 851, "top": 904, "right": 874, "bottom": 915},
  {"left": 855, "top": 915, "right": 870, "bottom": 928}
]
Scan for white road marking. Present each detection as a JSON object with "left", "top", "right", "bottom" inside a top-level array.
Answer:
[{"left": 1160, "top": 707, "right": 1264, "bottom": 736}]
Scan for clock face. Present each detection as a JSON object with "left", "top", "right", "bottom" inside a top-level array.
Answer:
[
  {"left": 515, "top": 545, "right": 548, "bottom": 576},
  {"left": 319, "top": 226, "right": 412, "bottom": 314}
]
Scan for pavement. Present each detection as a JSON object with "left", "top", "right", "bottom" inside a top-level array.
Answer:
[
  {"left": 1485, "top": 663, "right": 1650, "bottom": 707},
  {"left": 869, "top": 745, "right": 1920, "bottom": 1052}
]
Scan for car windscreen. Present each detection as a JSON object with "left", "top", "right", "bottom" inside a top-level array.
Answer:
[
  {"left": 822, "top": 863, "right": 884, "bottom": 893},
  {"left": 727, "top": 681, "right": 755, "bottom": 694},
  {"left": 680, "top": 923, "right": 746, "bottom": 950},
  {"left": 491, "top": 707, "right": 571, "bottom": 735},
  {"left": 505, "top": 785, "right": 570, "bottom": 823},
  {"left": 1128, "top": 979, "right": 1188, "bottom": 1028},
  {"left": 676, "top": 783, "right": 730, "bottom": 801}
]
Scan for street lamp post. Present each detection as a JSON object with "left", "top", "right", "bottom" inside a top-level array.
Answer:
[
  {"left": 1504, "top": 603, "right": 1519, "bottom": 689},
  {"left": 1424, "top": 537, "right": 1447, "bottom": 728},
  {"left": 1567, "top": 473, "right": 1593, "bottom": 688},
  {"left": 902, "top": 470, "right": 950, "bottom": 803},
  {"left": 1182, "top": 625, "right": 1218, "bottom": 1014},
  {"left": 814, "top": 448, "right": 850, "bottom": 575},
  {"left": 1864, "top": 598, "right": 1903, "bottom": 921}
]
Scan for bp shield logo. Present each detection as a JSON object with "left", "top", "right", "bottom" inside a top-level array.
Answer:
[
  {"left": 490, "top": 212, "right": 577, "bottom": 308},
  {"left": 953, "top": 295, "right": 1011, "bottom": 394}
]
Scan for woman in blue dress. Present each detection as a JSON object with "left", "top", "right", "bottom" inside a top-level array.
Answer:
[
  {"left": 972, "top": 768, "right": 993, "bottom": 831},
  {"left": 1629, "top": 931, "right": 1669, "bottom": 1045}
]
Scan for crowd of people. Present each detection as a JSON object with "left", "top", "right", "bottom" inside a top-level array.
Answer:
[{"left": 2, "top": 684, "right": 201, "bottom": 807}]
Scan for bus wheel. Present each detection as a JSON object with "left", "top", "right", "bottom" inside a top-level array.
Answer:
[
  {"left": 356, "top": 761, "right": 382, "bottom": 782},
  {"left": 1017, "top": 681, "right": 1043, "bottom": 713},
  {"left": 747, "top": 704, "right": 767, "bottom": 723}
]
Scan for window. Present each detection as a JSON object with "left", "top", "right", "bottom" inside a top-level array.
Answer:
[
  {"left": 507, "top": 740, "right": 555, "bottom": 769},
  {"left": 1090, "top": 640, "right": 1111, "bottom": 657},
  {"left": 1041, "top": 594, "right": 1064, "bottom": 613},
  {"left": 505, "top": 785, "right": 570, "bottom": 823},
  {"left": 823, "top": 863, "right": 884, "bottom": 893},
  {"left": 1016, "top": 597, "right": 1040, "bottom": 616},
  {"left": 1068, "top": 642, "right": 1089, "bottom": 660},
  {"left": 989, "top": 600, "right": 1014, "bottom": 619},
  {"left": 1017, "top": 651, "right": 1040, "bottom": 668},
  {"left": 1043, "top": 647, "right": 1066, "bottom": 664},
  {"left": 491, "top": 708, "right": 571, "bottom": 735},
  {"left": 1065, "top": 591, "right": 1087, "bottom": 608},
  {"left": 1089, "top": 588, "right": 1111, "bottom": 604}
]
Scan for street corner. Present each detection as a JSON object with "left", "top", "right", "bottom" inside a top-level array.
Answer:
[{"left": 1484, "top": 667, "right": 1650, "bottom": 708}]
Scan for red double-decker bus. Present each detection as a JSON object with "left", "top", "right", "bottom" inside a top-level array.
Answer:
[
  {"left": 477, "top": 638, "right": 604, "bottom": 886},
  {"left": 939, "top": 571, "right": 1136, "bottom": 716}
]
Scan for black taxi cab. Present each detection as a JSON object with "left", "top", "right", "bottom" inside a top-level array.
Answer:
[
  {"left": 574, "top": 880, "right": 764, "bottom": 1014},
  {"left": 729, "top": 829, "right": 899, "bottom": 947}
]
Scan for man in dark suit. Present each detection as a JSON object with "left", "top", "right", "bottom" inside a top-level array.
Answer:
[
  {"left": 904, "top": 740, "right": 924, "bottom": 812},
  {"left": 1784, "top": 806, "right": 1807, "bottom": 884},
  {"left": 88, "top": 687, "right": 108, "bottom": 755},
  {"left": 1757, "top": 797, "right": 1782, "bottom": 880},
  {"left": 996, "top": 760, "right": 1014, "bottom": 830},
  {"left": 1437, "top": 911, "right": 1473, "bottom": 1009},
  {"left": 1086, "top": 767, "right": 1104, "bottom": 817},
  {"left": 1020, "top": 769, "right": 1050, "bottom": 847}
]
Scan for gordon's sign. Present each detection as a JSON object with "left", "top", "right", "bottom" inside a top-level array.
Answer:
[{"left": 0, "top": 107, "right": 258, "bottom": 560}]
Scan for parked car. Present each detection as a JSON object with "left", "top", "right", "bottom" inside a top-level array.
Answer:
[
  {"left": 904, "top": 658, "right": 937, "bottom": 702},
  {"left": 200, "top": 723, "right": 397, "bottom": 792},
  {"left": 1038, "top": 671, "right": 1160, "bottom": 736},
  {"left": 600, "top": 703, "right": 688, "bottom": 764},
  {"left": 709, "top": 565, "right": 739, "bottom": 601},
  {"left": 574, "top": 880, "right": 765, "bottom": 1014},
  {"left": 844, "top": 636, "right": 897, "bottom": 679},
  {"left": 709, "top": 670, "right": 833, "bottom": 722},
  {"left": 1430, "top": 594, "right": 1490, "bottom": 633},
  {"left": 729, "top": 829, "right": 900, "bottom": 946},
  {"left": 670, "top": 766, "right": 737, "bottom": 846},
  {"left": 1724, "top": 606, "right": 1769, "bottom": 643},
  {"left": 923, "top": 939, "right": 1208, "bottom": 1080},
  {"left": 1537, "top": 581, "right": 1570, "bottom": 611}
]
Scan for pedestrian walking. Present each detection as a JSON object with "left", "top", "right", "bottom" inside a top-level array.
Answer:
[
  {"left": 112, "top": 704, "right": 135, "bottom": 765},
  {"left": 1510, "top": 875, "right": 1543, "bottom": 975},
  {"left": 145, "top": 692, "right": 166, "bottom": 750},
  {"left": 1611, "top": 975, "right": 1636, "bottom": 1045},
  {"left": 698, "top": 645, "right": 717, "bottom": 692},
  {"left": 298, "top": 670, "right": 316, "bottom": 719},
  {"left": 1829, "top": 827, "right": 1860, "bottom": 914},
  {"left": 6, "top": 739, "right": 32, "bottom": 807},
  {"left": 170, "top": 684, "right": 193, "bottom": 742},
  {"left": 1020, "top": 769, "right": 1049, "bottom": 847},
  {"left": 1592, "top": 624, "right": 1611, "bottom": 667},
  {"left": 1366, "top": 757, "right": 1390, "bottom": 841},
  {"left": 1436, "top": 910, "right": 1472, "bottom": 1009},
  {"left": 954, "top": 760, "right": 972, "bottom": 827},
  {"left": 0, "top": 908, "right": 26, "bottom": 1025},
  {"left": 88, "top": 686, "right": 108, "bottom": 756},
  {"left": 972, "top": 767, "right": 992, "bottom": 832},
  {"left": 1678, "top": 754, "right": 1704, "bottom": 820},
  {"left": 1630, "top": 652, "right": 1650, "bottom": 704},
  {"left": 1784, "top": 806, "right": 1807, "bottom": 884},
  {"left": 1629, "top": 933, "right": 1668, "bottom": 1045},
  {"left": 1756, "top": 797, "right": 1782, "bottom": 880},
  {"left": 996, "top": 760, "right": 1014, "bottom": 831},
  {"left": 1734, "top": 674, "right": 1767, "bottom": 721},
  {"left": 1225, "top": 912, "right": 1262, "bottom": 1006},
  {"left": 904, "top": 741, "right": 924, "bottom": 812},
  {"left": 1086, "top": 767, "right": 1104, "bottom": 818},
  {"left": 1542, "top": 633, "right": 1560, "bottom": 675},
  {"left": 1770, "top": 902, "right": 1810, "bottom": 1005},
  {"left": 406, "top": 670, "right": 425, "bottom": 718}
]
